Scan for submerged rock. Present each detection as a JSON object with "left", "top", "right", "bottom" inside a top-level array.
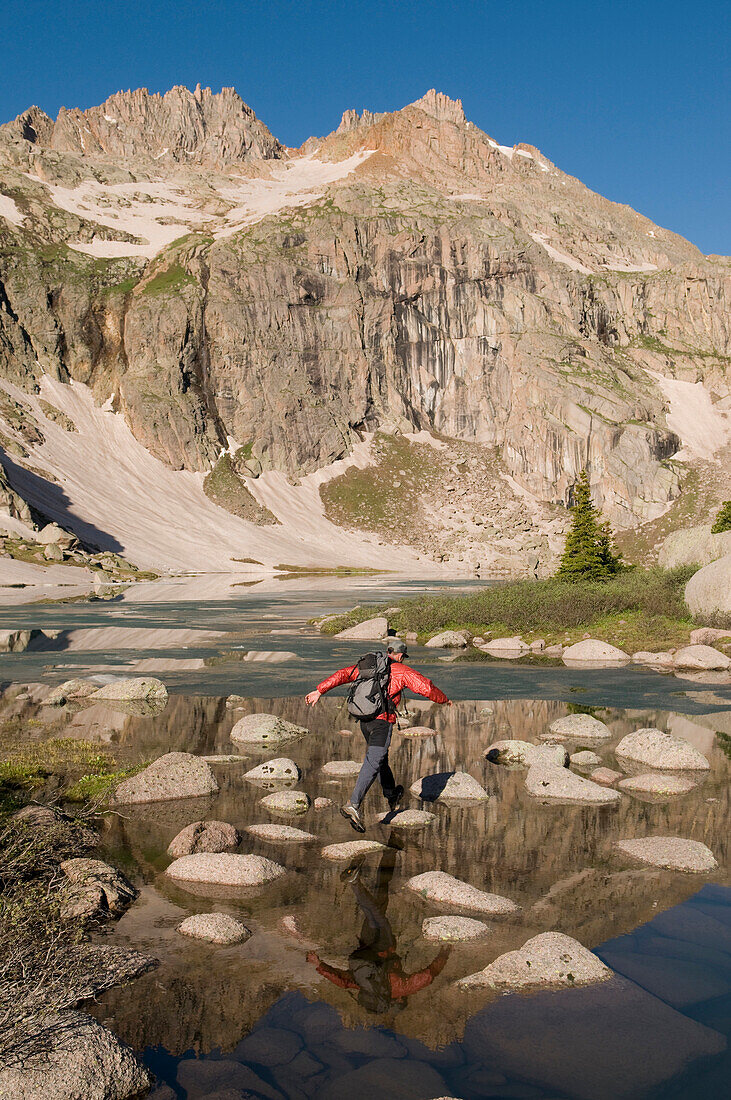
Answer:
[
  {"left": 615, "top": 727, "right": 710, "bottom": 771},
  {"left": 406, "top": 871, "right": 519, "bottom": 915},
  {"left": 246, "top": 823, "right": 316, "bottom": 842},
  {"left": 243, "top": 757, "right": 302, "bottom": 782},
  {"left": 166, "top": 852, "right": 286, "bottom": 886},
  {"left": 422, "top": 915, "right": 490, "bottom": 942},
  {"left": 562, "top": 640, "right": 630, "bottom": 666},
  {"left": 90, "top": 676, "right": 168, "bottom": 702},
  {"left": 321, "top": 759, "right": 362, "bottom": 777},
  {"left": 230, "top": 712, "right": 309, "bottom": 746},
  {"left": 397, "top": 725, "right": 438, "bottom": 738},
  {"left": 112, "top": 752, "right": 219, "bottom": 804},
  {"left": 260, "top": 790, "right": 311, "bottom": 816},
  {"left": 545, "top": 713, "right": 612, "bottom": 742},
  {"left": 485, "top": 739, "right": 568, "bottom": 768},
  {"left": 0, "top": 1011, "right": 150, "bottom": 1100},
  {"left": 167, "top": 820, "right": 241, "bottom": 857},
  {"left": 616, "top": 836, "right": 717, "bottom": 872},
  {"left": 59, "top": 858, "right": 138, "bottom": 921},
  {"left": 617, "top": 774, "right": 698, "bottom": 801},
  {"left": 458, "top": 932, "right": 612, "bottom": 990},
  {"left": 410, "top": 771, "right": 489, "bottom": 802},
  {"left": 590, "top": 767, "right": 623, "bottom": 786},
  {"left": 177, "top": 912, "right": 252, "bottom": 944},
  {"left": 321, "top": 839, "right": 386, "bottom": 860},
  {"left": 525, "top": 761, "right": 621, "bottom": 805},
  {"left": 570, "top": 750, "right": 602, "bottom": 767},
  {"left": 333, "top": 616, "right": 388, "bottom": 640},
  {"left": 314, "top": 796, "right": 334, "bottom": 810}
]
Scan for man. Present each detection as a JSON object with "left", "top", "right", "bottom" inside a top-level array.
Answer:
[{"left": 305, "top": 639, "right": 451, "bottom": 832}]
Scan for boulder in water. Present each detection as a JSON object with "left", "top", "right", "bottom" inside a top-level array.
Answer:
[
  {"left": 615, "top": 727, "right": 710, "bottom": 771},
  {"left": 260, "top": 790, "right": 311, "bottom": 816},
  {"left": 112, "top": 752, "right": 218, "bottom": 804},
  {"left": 545, "top": 713, "right": 612, "bottom": 742},
  {"left": 166, "top": 852, "right": 286, "bottom": 886},
  {"left": 333, "top": 616, "right": 388, "bottom": 640},
  {"left": 406, "top": 871, "right": 519, "bottom": 915},
  {"left": 90, "top": 677, "right": 168, "bottom": 703},
  {"left": 167, "top": 820, "right": 241, "bottom": 857},
  {"left": 615, "top": 836, "right": 717, "bottom": 872},
  {"left": 562, "top": 640, "right": 630, "bottom": 666},
  {"left": 410, "top": 771, "right": 488, "bottom": 802},
  {"left": 525, "top": 761, "right": 621, "bottom": 805},
  {"left": 458, "top": 932, "right": 612, "bottom": 990},
  {"left": 230, "top": 712, "right": 309, "bottom": 746},
  {"left": 177, "top": 912, "right": 252, "bottom": 944}
]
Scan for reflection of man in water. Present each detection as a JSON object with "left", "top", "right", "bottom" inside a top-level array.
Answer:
[{"left": 307, "top": 850, "right": 450, "bottom": 1014}]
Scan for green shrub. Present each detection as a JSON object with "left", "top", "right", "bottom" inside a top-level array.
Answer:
[{"left": 711, "top": 501, "right": 731, "bottom": 534}]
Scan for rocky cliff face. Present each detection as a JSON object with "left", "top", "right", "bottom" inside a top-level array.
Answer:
[{"left": 0, "top": 86, "right": 729, "bottom": 571}]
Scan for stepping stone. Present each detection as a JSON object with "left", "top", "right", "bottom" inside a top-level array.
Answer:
[
  {"left": 166, "top": 853, "right": 285, "bottom": 887},
  {"left": 260, "top": 790, "right": 310, "bottom": 816},
  {"left": 230, "top": 713, "right": 309, "bottom": 746},
  {"left": 397, "top": 725, "right": 438, "bottom": 738},
  {"left": 617, "top": 774, "right": 698, "bottom": 801},
  {"left": 422, "top": 915, "right": 490, "bottom": 942},
  {"left": 615, "top": 837, "right": 717, "bottom": 873},
  {"left": 167, "top": 820, "right": 241, "bottom": 857},
  {"left": 591, "top": 767, "right": 623, "bottom": 787},
  {"left": 314, "top": 797, "right": 333, "bottom": 810},
  {"left": 321, "top": 840, "right": 386, "bottom": 861},
  {"left": 406, "top": 871, "right": 519, "bottom": 915},
  {"left": 321, "top": 760, "right": 362, "bottom": 778},
  {"left": 615, "top": 728, "right": 709, "bottom": 771},
  {"left": 570, "top": 750, "right": 602, "bottom": 767},
  {"left": 243, "top": 758, "right": 301, "bottom": 782},
  {"left": 246, "top": 824, "right": 316, "bottom": 842},
  {"left": 410, "top": 771, "right": 488, "bottom": 802},
  {"left": 112, "top": 752, "right": 218, "bottom": 804},
  {"left": 177, "top": 912, "right": 251, "bottom": 944},
  {"left": 376, "top": 809, "right": 436, "bottom": 828},
  {"left": 458, "top": 932, "right": 612, "bottom": 990},
  {"left": 525, "top": 761, "right": 621, "bottom": 805},
  {"left": 544, "top": 714, "right": 612, "bottom": 742},
  {"left": 485, "top": 740, "right": 567, "bottom": 768}
]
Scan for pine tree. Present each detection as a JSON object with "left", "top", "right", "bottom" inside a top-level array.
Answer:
[
  {"left": 711, "top": 501, "right": 731, "bottom": 534},
  {"left": 557, "top": 469, "right": 623, "bottom": 580}
]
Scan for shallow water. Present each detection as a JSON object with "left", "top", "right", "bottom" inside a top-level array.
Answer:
[{"left": 1, "top": 576, "right": 730, "bottom": 1098}]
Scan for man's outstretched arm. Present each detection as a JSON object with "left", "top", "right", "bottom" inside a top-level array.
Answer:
[
  {"left": 394, "top": 664, "right": 451, "bottom": 705},
  {"left": 305, "top": 664, "right": 358, "bottom": 706}
]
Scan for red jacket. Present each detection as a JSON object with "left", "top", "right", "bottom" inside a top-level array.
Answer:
[{"left": 316, "top": 658, "right": 449, "bottom": 722}]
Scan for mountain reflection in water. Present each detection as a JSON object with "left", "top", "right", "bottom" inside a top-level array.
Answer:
[{"left": 68, "top": 692, "right": 731, "bottom": 1100}]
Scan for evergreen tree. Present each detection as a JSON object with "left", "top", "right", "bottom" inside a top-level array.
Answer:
[
  {"left": 557, "top": 469, "right": 623, "bottom": 580},
  {"left": 711, "top": 501, "right": 731, "bottom": 534}
]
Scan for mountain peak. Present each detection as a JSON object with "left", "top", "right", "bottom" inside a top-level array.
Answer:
[{"left": 406, "top": 89, "right": 466, "bottom": 125}]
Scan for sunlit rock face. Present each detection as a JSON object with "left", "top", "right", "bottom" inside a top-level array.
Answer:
[{"left": 1, "top": 85, "right": 729, "bottom": 563}]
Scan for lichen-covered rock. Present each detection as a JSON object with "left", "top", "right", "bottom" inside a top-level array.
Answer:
[
  {"left": 246, "top": 823, "right": 316, "bottom": 842},
  {"left": 410, "top": 771, "right": 488, "bottom": 802},
  {"left": 177, "top": 912, "right": 252, "bottom": 944},
  {"left": 616, "top": 836, "right": 717, "bottom": 872},
  {"left": 671, "top": 644, "right": 730, "bottom": 671},
  {"left": 525, "top": 761, "right": 621, "bottom": 805},
  {"left": 112, "top": 752, "right": 218, "bottom": 804},
  {"left": 43, "top": 678, "right": 97, "bottom": 705},
  {"left": 546, "top": 713, "right": 612, "bottom": 742},
  {"left": 59, "top": 858, "right": 138, "bottom": 921},
  {"left": 333, "top": 616, "right": 388, "bottom": 640},
  {"left": 243, "top": 757, "right": 301, "bottom": 782},
  {"left": 422, "top": 915, "right": 490, "bottom": 941},
  {"left": 260, "top": 790, "right": 311, "bottom": 816},
  {"left": 615, "top": 728, "right": 710, "bottom": 771},
  {"left": 321, "top": 839, "right": 386, "bottom": 861},
  {"left": 167, "top": 820, "right": 241, "bottom": 857},
  {"left": 424, "top": 630, "right": 469, "bottom": 648},
  {"left": 406, "top": 871, "right": 519, "bottom": 915},
  {"left": 562, "top": 640, "right": 630, "bottom": 666},
  {"left": 457, "top": 932, "right": 612, "bottom": 990},
  {"left": 90, "top": 677, "right": 168, "bottom": 702},
  {"left": 230, "top": 712, "right": 309, "bottom": 745},
  {"left": 0, "top": 1011, "right": 150, "bottom": 1100},
  {"left": 321, "top": 759, "right": 362, "bottom": 777},
  {"left": 166, "top": 852, "right": 286, "bottom": 886}
]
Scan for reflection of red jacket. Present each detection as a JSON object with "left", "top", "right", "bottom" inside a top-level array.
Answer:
[
  {"left": 316, "top": 659, "right": 449, "bottom": 723},
  {"left": 314, "top": 949, "right": 449, "bottom": 998}
]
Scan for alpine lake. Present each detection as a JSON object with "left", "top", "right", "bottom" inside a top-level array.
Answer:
[{"left": 1, "top": 574, "right": 729, "bottom": 1100}]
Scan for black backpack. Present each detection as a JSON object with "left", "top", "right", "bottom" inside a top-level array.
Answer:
[{"left": 347, "top": 652, "right": 392, "bottom": 720}]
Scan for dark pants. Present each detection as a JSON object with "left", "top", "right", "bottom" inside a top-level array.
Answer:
[{"left": 350, "top": 718, "right": 397, "bottom": 809}]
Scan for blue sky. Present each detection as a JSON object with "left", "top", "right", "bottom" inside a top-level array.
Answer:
[{"left": 1, "top": 0, "right": 728, "bottom": 253}]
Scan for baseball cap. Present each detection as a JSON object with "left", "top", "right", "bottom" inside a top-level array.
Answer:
[{"left": 387, "top": 639, "right": 409, "bottom": 657}]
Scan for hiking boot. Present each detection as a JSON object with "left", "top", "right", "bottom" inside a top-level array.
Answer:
[
  {"left": 340, "top": 803, "right": 366, "bottom": 833},
  {"left": 386, "top": 784, "right": 404, "bottom": 813}
]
